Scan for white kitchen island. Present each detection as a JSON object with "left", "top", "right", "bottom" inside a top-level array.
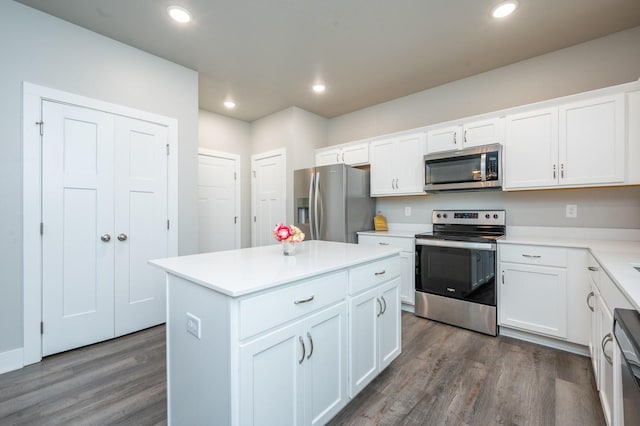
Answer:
[{"left": 150, "top": 240, "right": 402, "bottom": 426}]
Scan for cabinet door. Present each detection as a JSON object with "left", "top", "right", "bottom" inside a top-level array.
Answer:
[
  {"left": 378, "top": 278, "right": 401, "bottom": 370},
  {"left": 559, "top": 94, "right": 625, "bottom": 186},
  {"left": 348, "top": 287, "right": 379, "bottom": 397},
  {"left": 399, "top": 251, "right": 414, "bottom": 305},
  {"left": 316, "top": 149, "right": 340, "bottom": 167},
  {"left": 239, "top": 322, "right": 305, "bottom": 426},
  {"left": 341, "top": 143, "right": 369, "bottom": 166},
  {"left": 588, "top": 281, "right": 599, "bottom": 387},
  {"left": 596, "top": 295, "right": 615, "bottom": 426},
  {"left": 304, "top": 304, "right": 348, "bottom": 426},
  {"left": 500, "top": 263, "right": 568, "bottom": 338},
  {"left": 462, "top": 117, "right": 504, "bottom": 148},
  {"left": 369, "top": 138, "right": 396, "bottom": 195},
  {"left": 504, "top": 107, "right": 559, "bottom": 189},
  {"left": 427, "top": 125, "right": 460, "bottom": 153},
  {"left": 394, "top": 133, "right": 426, "bottom": 194}
]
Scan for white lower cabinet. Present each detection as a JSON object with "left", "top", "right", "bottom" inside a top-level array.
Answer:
[
  {"left": 357, "top": 234, "right": 415, "bottom": 306},
  {"left": 349, "top": 278, "right": 401, "bottom": 398},
  {"left": 239, "top": 303, "right": 347, "bottom": 426},
  {"left": 595, "top": 293, "right": 616, "bottom": 426}
]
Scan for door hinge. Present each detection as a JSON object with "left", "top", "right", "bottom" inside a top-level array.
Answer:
[
  {"left": 167, "top": 219, "right": 170, "bottom": 230},
  {"left": 234, "top": 216, "right": 238, "bottom": 224},
  {"left": 254, "top": 216, "right": 256, "bottom": 223},
  {"left": 40, "top": 322, "right": 44, "bottom": 335},
  {"left": 252, "top": 170, "right": 256, "bottom": 178},
  {"left": 36, "top": 121, "right": 44, "bottom": 136},
  {"left": 40, "top": 222, "right": 44, "bottom": 235},
  {"left": 234, "top": 172, "right": 237, "bottom": 180},
  {"left": 166, "top": 144, "right": 170, "bottom": 156}
]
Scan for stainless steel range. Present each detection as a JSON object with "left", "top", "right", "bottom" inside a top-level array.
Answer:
[{"left": 414, "top": 210, "right": 506, "bottom": 336}]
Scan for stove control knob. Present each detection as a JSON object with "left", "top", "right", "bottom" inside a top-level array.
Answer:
[
  {"left": 493, "top": 214, "right": 499, "bottom": 219},
  {"left": 443, "top": 213, "right": 448, "bottom": 219},
  {"left": 436, "top": 213, "right": 441, "bottom": 218},
  {"left": 485, "top": 214, "right": 490, "bottom": 219}
]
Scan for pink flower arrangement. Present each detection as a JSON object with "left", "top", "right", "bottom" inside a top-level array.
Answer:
[{"left": 273, "top": 223, "right": 305, "bottom": 243}]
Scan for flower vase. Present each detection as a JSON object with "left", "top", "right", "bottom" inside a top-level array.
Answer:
[{"left": 282, "top": 241, "right": 297, "bottom": 256}]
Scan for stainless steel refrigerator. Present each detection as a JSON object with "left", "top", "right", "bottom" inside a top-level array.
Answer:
[{"left": 294, "top": 164, "right": 375, "bottom": 243}]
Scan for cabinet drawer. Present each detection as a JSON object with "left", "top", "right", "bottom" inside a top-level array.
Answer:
[
  {"left": 500, "top": 244, "right": 567, "bottom": 267},
  {"left": 597, "top": 270, "right": 633, "bottom": 311},
  {"left": 239, "top": 271, "right": 347, "bottom": 340},
  {"left": 358, "top": 234, "right": 414, "bottom": 252},
  {"left": 349, "top": 257, "right": 401, "bottom": 295}
]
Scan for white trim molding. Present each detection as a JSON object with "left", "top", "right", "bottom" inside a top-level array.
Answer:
[
  {"left": 22, "top": 82, "right": 180, "bottom": 367},
  {"left": 0, "top": 348, "right": 24, "bottom": 375}
]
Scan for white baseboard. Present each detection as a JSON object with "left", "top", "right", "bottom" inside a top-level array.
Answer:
[
  {"left": 499, "top": 327, "right": 590, "bottom": 357},
  {"left": 401, "top": 303, "right": 415, "bottom": 313},
  {"left": 0, "top": 347, "right": 24, "bottom": 375}
]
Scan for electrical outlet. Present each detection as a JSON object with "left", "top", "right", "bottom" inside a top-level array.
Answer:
[
  {"left": 186, "top": 312, "right": 201, "bottom": 339},
  {"left": 565, "top": 204, "right": 578, "bottom": 218},
  {"left": 405, "top": 206, "right": 411, "bottom": 217}
]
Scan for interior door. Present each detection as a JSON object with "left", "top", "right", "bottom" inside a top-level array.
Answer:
[
  {"left": 198, "top": 151, "right": 240, "bottom": 252},
  {"left": 42, "top": 101, "right": 115, "bottom": 356},
  {"left": 251, "top": 150, "right": 286, "bottom": 247},
  {"left": 114, "top": 116, "right": 169, "bottom": 336}
]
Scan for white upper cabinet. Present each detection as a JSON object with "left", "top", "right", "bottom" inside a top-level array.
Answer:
[
  {"left": 505, "top": 94, "right": 625, "bottom": 190},
  {"left": 426, "top": 117, "right": 504, "bottom": 153},
  {"left": 559, "top": 94, "right": 625, "bottom": 186},
  {"left": 369, "top": 132, "right": 426, "bottom": 196},
  {"left": 315, "top": 142, "right": 369, "bottom": 167}
]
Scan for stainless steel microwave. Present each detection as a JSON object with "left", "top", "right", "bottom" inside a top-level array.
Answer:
[{"left": 424, "top": 144, "right": 502, "bottom": 193}]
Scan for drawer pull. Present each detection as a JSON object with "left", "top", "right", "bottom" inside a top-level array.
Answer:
[
  {"left": 294, "top": 295, "right": 315, "bottom": 305},
  {"left": 588, "top": 266, "right": 599, "bottom": 272},
  {"left": 586, "top": 291, "right": 595, "bottom": 312},
  {"left": 378, "top": 242, "right": 390, "bottom": 246},
  {"left": 522, "top": 254, "right": 541, "bottom": 259},
  {"left": 298, "top": 336, "right": 306, "bottom": 364},
  {"left": 374, "top": 270, "right": 386, "bottom": 276}
]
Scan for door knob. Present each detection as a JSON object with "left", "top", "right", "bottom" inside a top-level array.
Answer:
[
  {"left": 117, "top": 233, "right": 128, "bottom": 241},
  {"left": 101, "top": 234, "right": 111, "bottom": 242}
]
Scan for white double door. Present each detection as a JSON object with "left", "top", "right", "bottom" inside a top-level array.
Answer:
[{"left": 41, "top": 101, "right": 168, "bottom": 356}]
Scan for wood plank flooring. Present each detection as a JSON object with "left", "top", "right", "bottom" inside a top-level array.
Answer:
[{"left": 0, "top": 312, "right": 604, "bottom": 425}]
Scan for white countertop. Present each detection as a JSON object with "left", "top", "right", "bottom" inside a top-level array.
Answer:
[
  {"left": 150, "top": 240, "right": 400, "bottom": 298},
  {"left": 499, "top": 235, "right": 640, "bottom": 311}
]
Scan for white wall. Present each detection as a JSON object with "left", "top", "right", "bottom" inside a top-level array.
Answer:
[
  {"left": 328, "top": 26, "right": 640, "bottom": 145},
  {"left": 0, "top": 2, "right": 199, "bottom": 354},
  {"left": 198, "top": 110, "right": 252, "bottom": 248}
]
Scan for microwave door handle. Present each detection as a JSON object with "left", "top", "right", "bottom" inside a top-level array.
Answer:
[{"left": 480, "top": 153, "right": 486, "bottom": 181}]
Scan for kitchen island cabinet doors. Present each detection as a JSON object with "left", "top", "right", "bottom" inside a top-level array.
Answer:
[{"left": 239, "top": 302, "right": 348, "bottom": 426}]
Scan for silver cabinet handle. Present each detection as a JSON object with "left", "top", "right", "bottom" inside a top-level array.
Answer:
[
  {"left": 601, "top": 333, "right": 613, "bottom": 365},
  {"left": 378, "top": 242, "right": 390, "bottom": 246},
  {"left": 381, "top": 295, "right": 387, "bottom": 314},
  {"left": 561, "top": 163, "right": 565, "bottom": 179},
  {"left": 501, "top": 272, "right": 505, "bottom": 285},
  {"left": 101, "top": 234, "right": 111, "bottom": 242},
  {"left": 553, "top": 164, "right": 557, "bottom": 179},
  {"left": 294, "top": 295, "right": 314, "bottom": 305},
  {"left": 306, "top": 332, "right": 314, "bottom": 360},
  {"left": 298, "top": 336, "right": 306, "bottom": 364},
  {"left": 377, "top": 298, "right": 383, "bottom": 317},
  {"left": 117, "top": 233, "right": 128, "bottom": 241},
  {"left": 588, "top": 266, "right": 599, "bottom": 272},
  {"left": 522, "top": 254, "right": 541, "bottom": 259},
  {"left": 464, "top": 130, "right": 467, "bottom": 143},
  {"left": 341, "top": 152, "right": 345, "bottom": 163},
  {"left": 374, "top": 270, "right": 386, "bottom": 276},
  {"left": 336, "top": 153, "right": 340, "bottom": 163},
  {"left": 586, "top": 291, "right": 595, "bottom": 312},
  {"left": 453, "top": 132, "right": 457, "bottom": 144}
]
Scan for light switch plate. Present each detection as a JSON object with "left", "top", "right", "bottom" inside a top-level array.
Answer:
[{"left": 186, "top": 312, "right": 201, "bottom": 339}]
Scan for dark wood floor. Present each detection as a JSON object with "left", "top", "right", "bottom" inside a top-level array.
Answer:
[{"left": 0, "top": 312, "right": 604, "bottom": 425}]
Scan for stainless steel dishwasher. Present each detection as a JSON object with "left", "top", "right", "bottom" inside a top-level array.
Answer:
[{"left": 613, "top": 308, "right": 640, "bottom": 425}]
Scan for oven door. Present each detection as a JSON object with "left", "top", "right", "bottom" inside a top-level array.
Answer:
[{"left": 415, "top": 241, "right": 496, "bottom": 306}]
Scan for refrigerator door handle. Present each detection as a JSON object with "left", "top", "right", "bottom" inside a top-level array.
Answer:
[
  {"left": 314, "top": 172, "right": 320, "bottom": 240},
  {"left": 308, "top": 172, "right": 315, "bottom": 240}
]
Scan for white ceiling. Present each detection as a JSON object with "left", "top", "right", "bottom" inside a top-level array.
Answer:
[{"left": 15, "top": 0, "right": 640, "bottom": 122}]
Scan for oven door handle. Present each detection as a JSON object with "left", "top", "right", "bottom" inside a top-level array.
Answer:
[{"left": 415, "top": 239, "right": 496, "bottom": 251}]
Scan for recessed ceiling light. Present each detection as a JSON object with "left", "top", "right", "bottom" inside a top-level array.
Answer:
[
  {"left": 491, "top": 1, "right": 518, "bottom": 18},
  {"left": 167, "top": 6, "right": 192, "bottom": 23},
  {"left": 224, "top": 101, "right": 236, "bottom": 109},
  {"left": 312, "top": 84, "right": 326, "bottom": 93}
]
